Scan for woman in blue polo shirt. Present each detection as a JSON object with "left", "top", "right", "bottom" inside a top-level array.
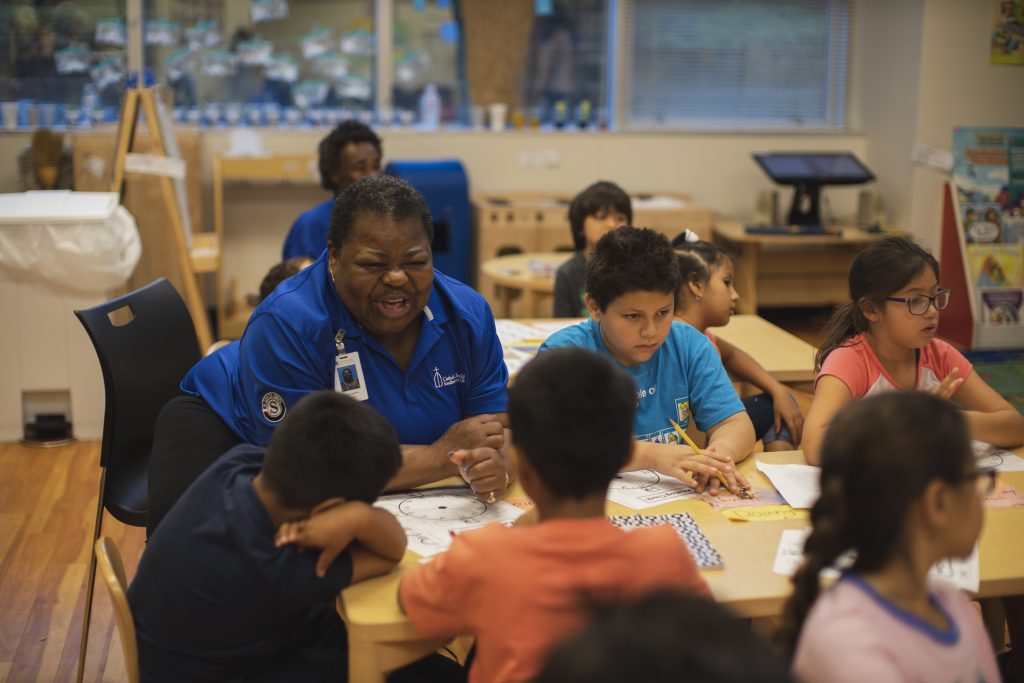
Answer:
[{"left": 148, "top": 176, "right": 511, "bottom": 534}]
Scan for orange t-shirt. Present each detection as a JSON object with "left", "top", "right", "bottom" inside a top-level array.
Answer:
[{"left": 399, "top": 517, "right": 711, "bottom": 683}]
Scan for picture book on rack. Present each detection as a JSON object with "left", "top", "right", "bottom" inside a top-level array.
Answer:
[
  {"left": 979, "top": 288, "right": 1023, "bottom": 325},
  {"left": 962, "top": 202, "right": 1004, "bottom": 243},
  {"left": 968, "top": 243, "right": 1024, "bottom": 289}
]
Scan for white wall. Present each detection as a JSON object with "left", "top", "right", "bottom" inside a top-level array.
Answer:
[
  {"left": 854, "top": 0, "right": 924, "bottom": 235},
  {"left": 855, "top": 0, "right": 1024, "bottom": 250},
  {"left": 200, "top": 128, "right": 867, "bottom": 293}
]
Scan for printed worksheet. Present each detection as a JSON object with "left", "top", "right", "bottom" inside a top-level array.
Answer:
[
  {"left": 755, "top": 460, "right": 821, "bottom": 508},
  {"left": 773, "top": 529, "right": 980, "bottom": 593},
  {"left": 494, "top": 320, "right": 547, "bottom": 344},
  {"left": 973, "top": 440, "right": 1024, "bottom": 472},
  {"left": 700, "top": 487, "right": 785, "bottom": 509},
  {"left": 374, "top": 486, "right": 524, "bottom": 557},
  {"left": 606, "top": 469, "right": 697, "bottom": 509}
]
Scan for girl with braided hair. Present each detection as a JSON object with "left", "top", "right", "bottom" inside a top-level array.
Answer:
[{"left": 781, "top": 392, "right": 999, "bottom": 682}]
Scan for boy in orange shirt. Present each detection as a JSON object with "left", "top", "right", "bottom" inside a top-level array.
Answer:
[{"left": 398, "top": 348, "right": 711, "bottom": 683}]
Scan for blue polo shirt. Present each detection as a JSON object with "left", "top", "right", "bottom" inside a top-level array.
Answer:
[
  {"left": 539, "top": 319, "right": 743, "bottom": 443},
  {"left": 282, "top": 197, "right": 333, "bottom": 260},
  {"left": 182, "top": 252, "right": 509, "bottom": 446}
]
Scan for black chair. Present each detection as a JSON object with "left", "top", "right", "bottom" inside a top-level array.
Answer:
[{"left": 73, "top": 278, "right": 200, "bottom": 682}]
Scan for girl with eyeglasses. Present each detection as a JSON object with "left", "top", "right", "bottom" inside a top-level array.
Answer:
[
  {"left": 801, "top": 236, "right": 1024, "bottom": 466},
  {"left": 782, "top": 392, "right": 1001, "bottom": 683}
]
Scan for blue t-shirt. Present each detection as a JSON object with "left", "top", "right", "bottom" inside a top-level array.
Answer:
[
  {"left": 539, "top": 319, "right": 743, "bottom": 443},
  {"left": 182, "top": 252, "right": 509, "bottom": 446},
  {"left": 128, "top": 444, "right": 354, "bottom": 682},
  {"left": 282, "top": 197, "right": 333, "bottom": 260}
]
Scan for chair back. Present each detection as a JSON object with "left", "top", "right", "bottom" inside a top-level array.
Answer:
[
  {"left": 95, "top": 537, "right": 140, "bottom": 683},
  {"left": 75, "top": 278, "right": 200, "bottom": 525}
]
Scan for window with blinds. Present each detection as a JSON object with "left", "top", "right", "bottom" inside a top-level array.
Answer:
[{"left": 622, "top": 0, "right": 851, "bottom": 131}]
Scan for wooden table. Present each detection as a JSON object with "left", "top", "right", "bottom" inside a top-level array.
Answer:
[
  {"left": 712, "top": 221, "right": 885, "bottom": 314},
  {"left": 338, "top": 450, "right": 1024, "bottom": 682},
  {"left": 479, "top": 252, "right": 572, "bottom": 318},
  {"left": 710, "top": 315, "right": 817, "bottom": 384},
  {"left": 496, "top": 316, "right": 816, "bottom": 386}
]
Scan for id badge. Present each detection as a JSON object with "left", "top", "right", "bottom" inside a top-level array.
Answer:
[{"left": 334, "top": 351, "right": 369, "bottom": 401}]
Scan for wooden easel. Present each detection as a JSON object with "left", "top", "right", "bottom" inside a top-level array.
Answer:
[{"left": 109, "top": 86, "right": 213, "bottom": 350}]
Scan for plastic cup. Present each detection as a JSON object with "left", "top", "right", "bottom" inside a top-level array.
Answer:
[
  {"left": 470, "top": 106, "right": 484, "bottom": 130},
  {"left": 2, "top": 102, "right": 20, "bottom": 129},
  {"left": 488, "top": 102, "right": 507, "bottom": 132}
]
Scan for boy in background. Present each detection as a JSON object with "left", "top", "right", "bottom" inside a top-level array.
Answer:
[
  {"left": 399, "top": 348, "right": 710, "bottom": 683},
  {"left": 552, "top": 181, "right": 632, "bottom": 317},
  {"left": 129, "top": 391, "right": 406, "bottom": 682}
]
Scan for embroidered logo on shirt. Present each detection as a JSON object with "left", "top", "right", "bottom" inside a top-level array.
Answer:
[
  {"left": 675, "top": 399, "right": 690, "bottom": 426},
  {"left": 261, "top": 392, "right": 286, "bottom": 422},
  {"left": 432, "top": 366, "right": 466, "bottom": 389}
]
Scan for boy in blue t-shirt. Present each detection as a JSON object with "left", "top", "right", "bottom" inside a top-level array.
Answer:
[
  {"left": 129, "top": 391, "right": 407, "bottom": 682},
  {"left": 539, "top": 227, "right": 754, "bottom": 493}
]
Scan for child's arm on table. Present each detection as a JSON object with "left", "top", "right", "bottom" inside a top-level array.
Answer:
[
  {"left": 276, "top": 502, "right": 407, "bottom": 582},
  {"left": 953, "top": 371, "right": 1024, "bottom": 448},
  {"left": 800, "top": 376, "right": 853, "bottom": 466},
  {"left": 718, "top": 338, "right": 804, "bottom": 444}
]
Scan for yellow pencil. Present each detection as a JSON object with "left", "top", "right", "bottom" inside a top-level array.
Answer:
[{"left": 668, "top": 418, "right": 731, "bottom": 488}]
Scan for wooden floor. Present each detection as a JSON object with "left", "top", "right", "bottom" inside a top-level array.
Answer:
[
  {"left": 0, "top": 308, "right": 830, "bottom": 683},
  {"left": 0, "top": 440, "right": 145, "bottom": 683}
]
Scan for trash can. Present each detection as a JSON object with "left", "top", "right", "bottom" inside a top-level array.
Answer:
[
  {"left": 0, "top": 191, "right": 140, "bottom": 443},
  {"left": 384, "top": 160, "right": 471, "bottom": 285}
]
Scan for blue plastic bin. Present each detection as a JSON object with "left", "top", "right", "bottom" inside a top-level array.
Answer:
[{"left": 384, "top": 159, "right": 471, "bottom": 285}]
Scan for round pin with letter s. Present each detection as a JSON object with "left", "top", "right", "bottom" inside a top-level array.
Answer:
[{"left": 260, "top": 391, "right": 287, "bottom": 423}]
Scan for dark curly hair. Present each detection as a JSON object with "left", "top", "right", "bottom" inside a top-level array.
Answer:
[
  {"left": 586, "top": 227, "right": 681, "bottom": 311},
  {"left": 568, "top": 181, "right": 633, "bottom": 250},
  {"left": 318, "top": 120, "right": 382, "bottom": 192},
  {"left": 328, "top": 175, "right": 433, "bottom": 250}
]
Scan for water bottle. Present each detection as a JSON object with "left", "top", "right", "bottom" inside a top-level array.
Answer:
[
  {"left": 419, "top": 83, "right": 440, "bottom": 130},
  {"left": 81, "top": 84, "right": 99, "bottom": 128}
]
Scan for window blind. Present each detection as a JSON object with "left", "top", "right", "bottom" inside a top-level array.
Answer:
[{"left": 622, "top": 0, "right": 851, "bottom": 131}]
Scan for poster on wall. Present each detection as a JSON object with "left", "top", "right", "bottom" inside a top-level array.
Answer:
[{"left": 991, "top": 0, "right": 1024, "bottom": 64}]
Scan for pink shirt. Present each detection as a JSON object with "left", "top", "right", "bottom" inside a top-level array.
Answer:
[
  {"left": 816, "top": 334, "right": 972, "bottom": 398},
  {"left": 400, "top": 517, "right": 710, "bottom": 683},
  {"left": 705, "top": 330, "right": 722, "bottom": 358},
  {"left": 793, "top": 575, "right": 999, "bottom": 683}
]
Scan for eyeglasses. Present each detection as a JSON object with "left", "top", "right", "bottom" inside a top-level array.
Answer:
[
  {"left": 885, "top": 288, "right": 951, "bottom": 315},
  {"left": 972, "top": 467, "right": 998, "bottom": 496}
]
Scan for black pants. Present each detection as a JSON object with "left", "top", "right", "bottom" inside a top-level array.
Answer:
[{"left": 147, "top": 395, "right": 241, "bottom": 536}]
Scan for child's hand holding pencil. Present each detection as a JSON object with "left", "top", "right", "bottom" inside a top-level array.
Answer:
[{"left": 669, "top": 419, "right": 749, "bottom": 495}]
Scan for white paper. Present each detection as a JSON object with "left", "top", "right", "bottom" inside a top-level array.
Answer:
[
  {"left": 374, "top": 486, "right": 523, "bottom": 557},
  {"left": 756, "top": 460, "right": 821, "bottom": 509},
  {"left": 774, "top": 529, "right": 980, "bottom": 593},
  {"left": 930, "top": 547, "right": 980, "bottom": 593},
  {"left": 494, "top": 319, "right": 545, "bottom": 344},
  {"left": 606, "top": 469, "right": 696, "bottom": 510},
  {"left": 124, "top": 153, "right": 186, "bottom": 179},
  {"left": 773, "top": 528, "right": 813, "bottom": 577},
  {"left": 973, "top": 440, "right": 1024, "bottom": 472}
]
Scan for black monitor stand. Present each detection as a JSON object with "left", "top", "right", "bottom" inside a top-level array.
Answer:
[{"left": 788, "top": 182, "right": 823, "bottom": 226}]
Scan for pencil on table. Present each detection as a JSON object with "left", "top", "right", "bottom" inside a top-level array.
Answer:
[{"left": 668, "top": 418, "right": 731, "bottom": 489}]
